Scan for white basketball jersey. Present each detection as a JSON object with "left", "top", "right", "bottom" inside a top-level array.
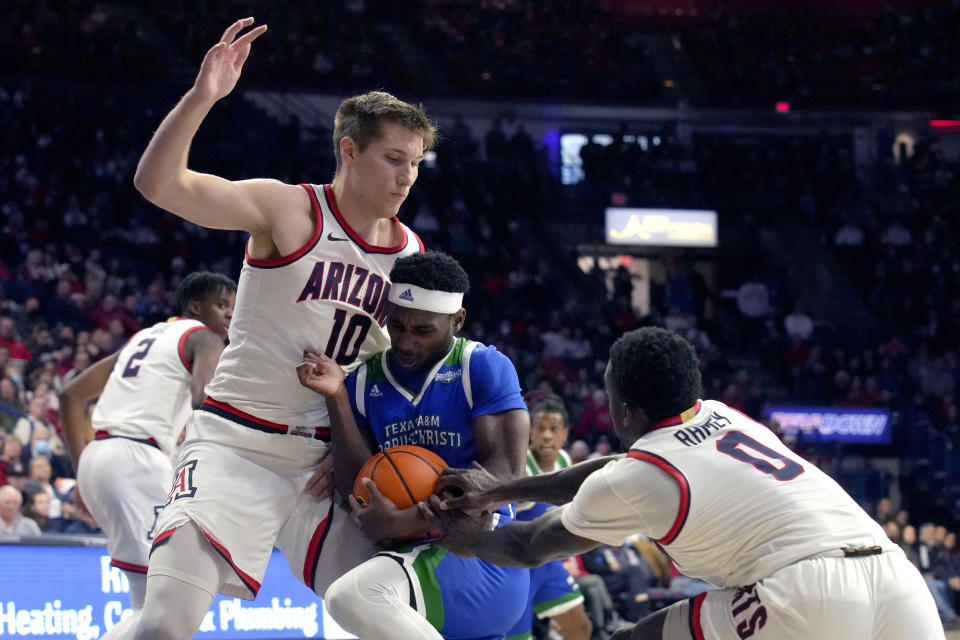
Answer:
[
  {"left": 91, "top": 318, "right": 210, "bottom": 454},
  {"left": 204, "top": 184, "right": 423, "bottom": 428},
  {"left": 561, "top": 400, "right": 895, "bottom": 588}
]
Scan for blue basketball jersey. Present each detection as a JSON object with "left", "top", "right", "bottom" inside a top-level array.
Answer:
[
  {"left": 347, "top": 337, "right": 531, "bottom": 638},
  {"left": 346, "top": 337, "right": 526, "bottom": 468}
]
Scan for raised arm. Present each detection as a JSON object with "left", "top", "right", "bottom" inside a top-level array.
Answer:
[
  {"left": 59, "top": 352, "right": 120, "bottom": 472},
  {"left": 133, "top": 18, "right": 310, "bottom": 249}
]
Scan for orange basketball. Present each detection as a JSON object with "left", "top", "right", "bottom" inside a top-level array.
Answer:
[{"left": 353, "top": 445, "right": 448, "bottom": 509}]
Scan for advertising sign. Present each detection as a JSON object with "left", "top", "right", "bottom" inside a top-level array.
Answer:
[
  {"left": 0, "top": 543, "right": 354, "bottom": 639},
  {"left": 763, "top": 407, "right": 891, "bottom": 444},
  {"left": 605, "top": 208, "right": 718, "bottom": 247}
]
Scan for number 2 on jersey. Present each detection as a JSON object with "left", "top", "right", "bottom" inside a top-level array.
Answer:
[
  {"left": 324, "top": 309, "right": 372, "bottom": 365},
  {"left": 122, "top": 338, "right": 156, "bottom": 378},
  {"left": 716, "top": 431, "right": 804, "bottom": 481}
]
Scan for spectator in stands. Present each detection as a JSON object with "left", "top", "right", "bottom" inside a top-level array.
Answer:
[
  {"left": 0, "top": 376, "right": 23, "bottom": 433},
  {"left": 561, "top": 554, "right": 624, "bottom": 638},
  {"left": 875, "top": 497, "right": 893, "bottom": 524},
  {"left": 0, "top": 484, "right": 41, "bottom": 536},
  {"left": 13, "top": 396, "right": 66, "bottom": 471},
  {"left": 0, "top": 316, "right": 31, "bottom": 362},
  {"left": 917, "top": 522, "right": 958, "bottom": 623},
  {"left": 0, "top": 436, "right": 27, "bottom": 490},
  {"left": 20, "top": 485, "right": 52, "bottom": 532},
  {"left": 568, "top": 439, "right": 590, "bottom": 464},
  {"left": 22, "top": 455, "right": 63, "bottom": 519},
  {"left": 575, "top": 389, "right": 614, "bottom": 446}
]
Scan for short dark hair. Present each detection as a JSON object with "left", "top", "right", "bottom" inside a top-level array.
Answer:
[
  {"left": 527, "top": 393, "right": 569, "bottom": 424},
  {"left": 175, "top": 272, "right": 237, "bottom": 315},
  {"left": 390, "top": 251, "right": 469, "bottom": 294},
  {"left": 333, "top": 91, "right": 438, "bottom": 173},
  {"left": 608, "top": 327, "right": 702, "bottom": 422}
]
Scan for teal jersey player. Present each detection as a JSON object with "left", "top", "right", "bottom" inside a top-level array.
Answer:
[
  {"left": 297, "top": 251, "right": 531, "bottom": 640},
  {"left": 508, "top": 397, "right": 592, "bottom": 640}
]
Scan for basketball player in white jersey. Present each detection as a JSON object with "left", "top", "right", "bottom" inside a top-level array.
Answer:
[
  {"left": 60, "top": 272, "right": 235, "bottom": 640},
  {"left": 129, "top": 17, "right": 436, "bottom": 640},
  {"left": 435, "top": 327, "right": 944, "bottom": 639}
]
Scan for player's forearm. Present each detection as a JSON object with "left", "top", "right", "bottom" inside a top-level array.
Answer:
[
  {"left": 487, "top": 455, "right": 622, "bottom": 507},
  {"left": 59, "top": 393, "right": 89, "bottom": 472},
  {"left": 133, "top": 89, "right": 215, "bottom": 204},
  {"left": 325, "top": 387, "right": 374, "bottom": 499},
  {"left": 449, "top": 510, "right": 598, "bottom": 568}
]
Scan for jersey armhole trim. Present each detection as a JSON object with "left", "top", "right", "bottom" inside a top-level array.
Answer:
[
  {"left": 177, "top": 325, "right": 214, "bottom": 372},
  {"left": 355, "top": 364, "right": 368, "bottom": 418},
  {"left": 462, "top": 341, "right": 479, "bottom": 409},
  {"left": 243, "top": 184, "right": 324, "bottom": 269},
  {"left": 626, "top": 449, "right": 690, "bottom": 545}
]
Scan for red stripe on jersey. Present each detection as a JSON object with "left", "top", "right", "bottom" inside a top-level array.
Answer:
[
  {"left": 201, "top": 527, "right": 262, "bottom": 596},
  {"left": 177, "top": 325, "right": 213, "bottom": 372},
  {"left": 243, "top": 184, "right": 324, "bottom": 268},
  {"left": 302, "top": 501, "right": 335, "bottom": 592},
  {"left": 202, "top": 397, "right": 288, "bottom": 432},
  {"left": 152, "top": 527, "right": 178, "bottom": 549},
  {"left": 649, "top": 401, "right": 702, "bottom": 431},
  {"left": 626, "top": 450, "right": 690, "bottom": 545},
  {"left": 111, "top": 559, "right": 148, "bottom": 574},
  {"left": 411, "top": 229, "right": 425, "bottom": 253},
  {"left": 323, "top": 184, "right": 409, "bottom": 254},
  {"left": 689, "top": 592, "right": 707, "bottom": 640}
]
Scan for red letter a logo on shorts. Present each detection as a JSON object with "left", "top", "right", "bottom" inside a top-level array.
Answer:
[{"left": 165, "top": 459, "right": 199, "bottom": 506}]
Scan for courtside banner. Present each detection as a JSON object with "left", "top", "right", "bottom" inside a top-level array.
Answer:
[
  {"left": 0, "top": 541, "right": 355, "bottom": 639},
  {"left": 605, "top": 208, "right": 718, "bottom": 247},
  {"left": 764, "top": 406, "right": 891, "bottom": 444}
]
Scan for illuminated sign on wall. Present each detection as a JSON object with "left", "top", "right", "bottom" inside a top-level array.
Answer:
[
  {"left": 605, "top": 208, "right": 718, "bottom": 247},
  {"left": 763, "top": 407, "right": 891, "bottom": 444},
  {"left": 0, "top": 544, "right": 355, "bottom": 639}
]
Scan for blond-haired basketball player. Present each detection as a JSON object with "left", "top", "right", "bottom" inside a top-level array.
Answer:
[{"left": 127, "top": 17, "right": 437, "bottom": 640}]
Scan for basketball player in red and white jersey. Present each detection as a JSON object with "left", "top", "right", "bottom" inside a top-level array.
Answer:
[
  {"left": 60, "top": 272, "right": 235, "bottom": 640},
  {"left": 129, "top": 17, "right": 436, "bottom": 640},
  {"left": 436, "top": 327, "right": 943, "bottom": 639}
]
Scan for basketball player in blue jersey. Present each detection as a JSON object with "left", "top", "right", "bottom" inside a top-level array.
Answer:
[
  {"left": 129, "top": 17, "right": 437, "bottom": 640},
  {"left": 507, "top": 394, "right": 592, "bottom": 640},
  {"left": 296, "top": 250, "right": 531, "bottom": 639}
]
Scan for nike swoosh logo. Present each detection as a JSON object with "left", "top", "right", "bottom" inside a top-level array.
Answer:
[{"left": 327, "top": 233, "right": 349, "bottom": 242}]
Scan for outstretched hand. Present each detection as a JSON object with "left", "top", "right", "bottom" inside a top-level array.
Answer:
[
  {"left": 194, "top": 18, "right": 268, "bottom": 103},
  {"left": 296, "top": 349, "right": 345, "bottom": 398},
  {"left": 433, "top": 461, "right": 504, "bottom": 516},
  {"left": 427, "top": 495, "right": 491, "bottom": 558}
]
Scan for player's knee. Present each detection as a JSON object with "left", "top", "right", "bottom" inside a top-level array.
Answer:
[
  {"left": 133, "top": 611, "right": 183, "bottom": 640},
  {"left": 324, "top": 576, "right": 360, "bottom": 626}
]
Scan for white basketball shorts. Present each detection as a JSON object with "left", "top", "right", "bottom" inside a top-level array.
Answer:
[
  {"left": 150, "top": 409, "right": 377, "bottom": 599},
  {"left": 662, "top": 549, "right": 943, "bottom": 639},
  {"left": 78, "top": 434, "right": 172, "bottom": 574}
]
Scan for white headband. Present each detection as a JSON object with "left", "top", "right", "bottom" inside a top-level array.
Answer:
[{"left": 388, "top": 283, "right": 464, "bottom": 314}]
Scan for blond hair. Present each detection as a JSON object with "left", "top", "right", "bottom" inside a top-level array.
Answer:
[{"left": 333, "top": 91, "right": 437, "bottom": 172}]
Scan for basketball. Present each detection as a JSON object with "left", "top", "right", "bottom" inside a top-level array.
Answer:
[{"left": 353, "top": 445, "right": 448, "bottom": 509}]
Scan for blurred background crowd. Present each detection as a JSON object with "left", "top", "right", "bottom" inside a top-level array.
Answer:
[{"left": 4, "top": 0, "right": 960, "bottom": 633}]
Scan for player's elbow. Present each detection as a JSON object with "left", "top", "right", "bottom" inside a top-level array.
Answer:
[
  {"left": 133, "top": 161, "right": 180, "bottom": 206},
  {"left": 133, "top": 166, "right": 167, "bottom": 205}
]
